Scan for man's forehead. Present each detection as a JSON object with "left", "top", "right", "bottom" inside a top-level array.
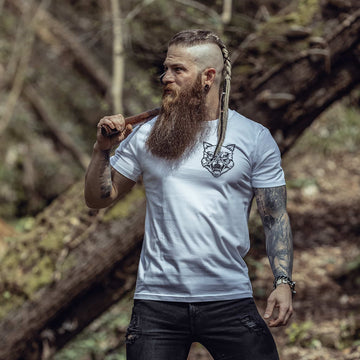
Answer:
[
  {"left": 165, "top": 43, "right": 223, "bottom": 69},
  {"left": 164, "top": 45, "right": 196, "bottom": 65}
]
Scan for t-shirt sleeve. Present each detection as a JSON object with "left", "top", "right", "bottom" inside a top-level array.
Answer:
[
  {"left": 110, "top": 130, "right": 142, "bottom": 182},
  {"left": 251, "top": 127, "right": 285, "bottom": 188}
]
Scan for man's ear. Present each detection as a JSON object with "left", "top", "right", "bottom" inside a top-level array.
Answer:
[{"left": 203, "top": 68, "right": 216, "bottom": 87}]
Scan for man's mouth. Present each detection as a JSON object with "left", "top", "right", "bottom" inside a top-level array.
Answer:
[
  {"left": 163, "top": 88, "right": 176, "bottom": 99},
  {"left": 163, "top": 87, "right": 173, "bottom": 94}
]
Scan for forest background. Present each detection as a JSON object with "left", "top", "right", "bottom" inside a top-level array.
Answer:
[{"left": 0, "top": 0, "right": 359, "bottom": 359}]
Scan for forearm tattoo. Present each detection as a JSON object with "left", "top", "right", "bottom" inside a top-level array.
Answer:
[
  {"left": 254, "top": 186, "right": 293, "bottom": 279},
  {"left": 99, "top": 150, "right": 112, "bottom": 198}
]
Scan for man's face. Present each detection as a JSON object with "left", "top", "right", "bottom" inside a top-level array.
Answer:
[
  {"left": 145, "top": 47, "right": 209, "bottom": 161},
  {"left": 161, "top": 45, "right": 202, "bottom": 100}
]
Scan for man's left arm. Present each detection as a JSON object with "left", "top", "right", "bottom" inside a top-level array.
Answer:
[{"left": 254, "top": 185, "right": 294, "bottom": 327}]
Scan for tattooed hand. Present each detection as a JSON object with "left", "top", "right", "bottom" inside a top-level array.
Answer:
[
  {"left": 96, "top": 114, "right": 133, "bottom": 151},
  {"left": 84, "top": 114, "right": 135, "bottom": 209},
  {"left": 254, "top": 186, "right": 294, "bottom": 327}
]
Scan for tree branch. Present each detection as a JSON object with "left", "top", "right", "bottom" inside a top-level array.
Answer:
[
  {"left": 8, "top": 0, "right": 112, "bottom": 95},
  {"left": 174, "top": 0, "right": 221, "bottom": 25},
  {"left": 0, "top": 0, "right": 48, "bottom": 136},
  {"left": 23, "top": 84, "right": 90, "bottom": 170}
]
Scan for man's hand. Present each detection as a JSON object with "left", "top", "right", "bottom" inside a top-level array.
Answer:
[
  {"left": 263, "top": 284, "right": 293, "bottom": 327},
  {"left": 96, "top": 114, "right": 132, "bottom": 151}
]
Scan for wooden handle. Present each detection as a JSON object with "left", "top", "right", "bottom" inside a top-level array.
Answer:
[{"left": 100, "top": 108, "right": 160, "bottom": 137}]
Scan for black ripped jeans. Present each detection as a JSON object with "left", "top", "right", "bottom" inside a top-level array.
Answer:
[{"left": 125, "top": 298, "right": 279, "bottom": 360}]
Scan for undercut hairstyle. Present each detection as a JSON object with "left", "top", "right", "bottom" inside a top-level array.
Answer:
[{"left": 168, "top": 30, "right": 232, "bottom": 156}]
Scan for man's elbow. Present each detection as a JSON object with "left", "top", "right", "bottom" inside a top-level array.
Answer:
[
  {"left": 84, "top": 193, "right": 113, "bottom": 210},
  {"left": 85, "top": 199, "right": 105, "bottom": 209}
]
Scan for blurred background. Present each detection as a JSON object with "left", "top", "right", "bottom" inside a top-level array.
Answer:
[{"left": 0, "top": 0, "right": 359, "bottom": 359}]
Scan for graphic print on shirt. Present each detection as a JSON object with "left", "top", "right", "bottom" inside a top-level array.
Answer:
[{"left": 201, "top": 142, "right": 235, "bottom": 177}]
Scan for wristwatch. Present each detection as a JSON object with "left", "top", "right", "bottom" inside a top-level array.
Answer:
[{"left": 273, "top": 276, "right": 296, "bottom": 294}]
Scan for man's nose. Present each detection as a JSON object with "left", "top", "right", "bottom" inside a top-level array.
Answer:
[{"left": 160, "top": 70, "right": 174, "bottom": 85}]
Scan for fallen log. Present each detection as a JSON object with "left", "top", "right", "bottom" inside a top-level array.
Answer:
[{"left": 0, "top": 183, "right": 146, "bottom": 360}]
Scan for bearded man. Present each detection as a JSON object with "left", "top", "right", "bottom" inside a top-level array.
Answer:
[{"left": 85, "top": 29, "right": 295, "bottom": 360}]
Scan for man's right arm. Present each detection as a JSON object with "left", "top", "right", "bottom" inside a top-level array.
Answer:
[{"left": 84, "top": 114, "right": 135, "bottom": 209}]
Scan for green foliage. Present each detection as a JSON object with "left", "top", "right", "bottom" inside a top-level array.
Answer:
[
  {"left": 287, "top": 317, "right": 360, "bottom": 351},
  {"left": 55, "top": 297, "right": 133, "bottom": 360},
  {"left": 338, "top": 315, "right": 360, "bottom": 349},
  {"left": 12, "top": 216, "right": 36, "bottom": 232},
  {"left": 286, "top": 321, "right": 318, "bottom": 347},
  {"left": 292, "top": 101, "right": 360, "bottom": 156},
  {"left": 288, "top": 0, "right": 320, "bottom": 25},
  {"left": 345, "top": 256, "right": 360, "bottom": 273},
  {"left": 286, "top": 177, "right": 318, "bottom": 190}
]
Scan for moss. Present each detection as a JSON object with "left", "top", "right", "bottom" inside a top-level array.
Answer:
[
  {"left": 59, "top": 253, "right": 78, "bottom": 274},
  {"left": 259, "top": 0, "right": 320, "bottom": 37},
  {"left": 24, "top": 255, "right": 54, "bottom": 295},
  {"left": 13, "top": 216, "right": 36, "bottom": 233},
  {"left": 288, "top": 102, "right": 360, "bottom": 156},
  {"left": 0, "top": 185, "right": 92, "bottom": 316},
  {"left": 39, "top": 231, "right": 66, "bottom": 251},
  {"left": 0, "top": 293, "right": 25, "bottom": 319},
  {"left": 297, "top": 0, "right": 320, "bottom": 25},
  {"left": 103, "top": 186, "right": 145, "bottom": 222},
  {"left": 0, "top": 251, "right": 22, "bottom": 277}
]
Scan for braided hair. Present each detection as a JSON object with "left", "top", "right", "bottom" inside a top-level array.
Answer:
[{"left": 168, "top": 30, "right": 232, "bottom": 156}]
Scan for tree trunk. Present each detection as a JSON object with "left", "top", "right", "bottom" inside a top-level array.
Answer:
[{"left": 110, "top": 0, "right": 125, "bottom": 114}]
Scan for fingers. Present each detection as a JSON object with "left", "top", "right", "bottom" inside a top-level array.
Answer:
[
  {"left": 97, "top": 114, "right": 125, "bottom": 137},
  {"left": 283, "top": 303, "right": 294, "bottom": 324},
  {"left": 264, "top": 286, "right": 294, "bottom": 327},
  {"left": 123, "top": 124, "right": 133, "bottom": 138},
  {"left": 263, "top": 297, "right": 275, "bottom": 321},
  {"left": 268, "top": 304, "right": 293, "bottom": 327}
]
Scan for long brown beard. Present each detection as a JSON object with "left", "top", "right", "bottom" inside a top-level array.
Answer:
[{"left": 146, "top": 74, "right": 208, "bottom": 160}]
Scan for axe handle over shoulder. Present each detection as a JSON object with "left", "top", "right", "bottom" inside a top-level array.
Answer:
[{"left": 100, "top": 107, "right": 160, "bottom": 137}]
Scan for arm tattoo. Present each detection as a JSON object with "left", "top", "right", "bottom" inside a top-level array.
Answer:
[
  {"left": 254, "top": 186, "right": 293, "bottom": 279},
  {"left": 99, "top": 150, "right": 112, "bottom": 199}
]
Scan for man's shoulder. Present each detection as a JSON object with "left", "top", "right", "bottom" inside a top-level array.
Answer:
[
  {"left": 137, "top": 116, "right": 158, "bottom": 132},
  {"left": 228, "top": 109, "right": 267, "bottom": 134},
  {"left": 127, "top": 116, "right": 158, "bottom": 140}
]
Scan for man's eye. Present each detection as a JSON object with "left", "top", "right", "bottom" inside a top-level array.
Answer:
[{"left": 175, "top": 67, "right": 183, "bottom": 72}]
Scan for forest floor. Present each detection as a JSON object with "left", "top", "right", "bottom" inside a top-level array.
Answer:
[{"left": 188, "top": 142, "right": 360, "bottom": 359}]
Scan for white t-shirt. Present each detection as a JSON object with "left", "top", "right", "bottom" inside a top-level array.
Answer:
[{"left": 110, "top": 109, "right": 285, "bottom": 302}]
